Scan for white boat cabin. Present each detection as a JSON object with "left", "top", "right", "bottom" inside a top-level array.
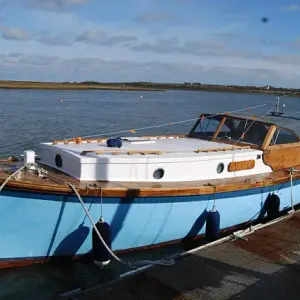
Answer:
[{"left": 38, "top": 113, "right": 300, "bottom": 182}]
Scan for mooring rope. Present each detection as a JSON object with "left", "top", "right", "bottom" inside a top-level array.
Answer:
[
  {"left": 0, "top": 167, "right": 175, "bottom": 269},
  {"left": 0, "top": 161, "right": 298, "bottom": 270},
  {"left": 67, "top": 183, "right": 129, "bottom": 267},
  {"left": 79, "top": 103, "right": 268, "bottom": 139},
  {"left": 0, "top": 164, "right": 26, "bottom": 192},
  {"left": 288, "top": 167, "right": 300, "bottom": 213},
  {"left": 67, "top": 182, "right": 176, "bottom": 268}
]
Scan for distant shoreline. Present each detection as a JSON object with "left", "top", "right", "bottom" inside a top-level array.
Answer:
[
  {"left": 0, "top": 81, "right": 164, "bottom": 92},
  {"left": 0, "top": 80, "right": 299, "bottom": 97}
]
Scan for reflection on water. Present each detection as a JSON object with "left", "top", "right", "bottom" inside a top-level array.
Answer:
[{"left": 1, "top": 89, "right": 300, "bottom": 299}]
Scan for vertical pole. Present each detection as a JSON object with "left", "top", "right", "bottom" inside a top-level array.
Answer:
[{"left": 290, "top": 169, "right": 295, "bottom": 214}]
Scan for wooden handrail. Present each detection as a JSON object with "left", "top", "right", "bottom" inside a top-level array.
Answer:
[
  {"left": 52, "top": 134, "right": 186, "bottom": 145},
  {"left": 80, "top": 146, "right": 250, "bottom": 156},
  {"left": 80, "top": 150, "right": 163, "bottom": 156}
]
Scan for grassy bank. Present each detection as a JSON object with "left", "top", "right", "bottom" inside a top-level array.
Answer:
[
  {"left": 0, "top": 80, "right": 299, "bottom": 97},
  {"left": 126, "top": 82, "right": 300, "bottom": 98},
  {"left": 0, "top": 81, "right": 166, "bottom": 91}
]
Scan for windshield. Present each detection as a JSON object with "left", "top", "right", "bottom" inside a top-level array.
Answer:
[{"left": 190, "top": 115, "right": 270, "bottom": 146}]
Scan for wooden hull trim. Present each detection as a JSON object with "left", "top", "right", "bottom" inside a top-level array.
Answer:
[{"left": 0, "top": 168, "right": 297, "bottom": 197}]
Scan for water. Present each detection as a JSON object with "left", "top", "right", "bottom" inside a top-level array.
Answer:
[
  {"left": 0, "top": 89, "right": 300, "bottom": 299},
  {"left": 2, "top": 89, "right": 300, "bottom": 158}
]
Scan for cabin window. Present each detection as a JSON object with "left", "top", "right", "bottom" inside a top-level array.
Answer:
[
  {"left": 217, "top": 163, "right": 225, "bottom": 173},
  {"left": 270, "top": 128, "right": 299, "bottom": 145},
  {"left": 218, "top": 118, "right": 270, "bottom": 146},
  {"left": 153, "top": 168, "right": 164, "bottom": 179},
  {"left": 190, "top": 115, "right": 272, "bottom": 146},
  {"left": 55, "top": 154, "right": 63, "bottom": 168},
  {"left": 191, "top": 116, "right": 230, "bottom": 138}
]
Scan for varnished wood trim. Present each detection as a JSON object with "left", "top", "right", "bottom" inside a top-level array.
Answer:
[
  {"left": 262, "top": 125, "right": 276, "bottom": 150},
  {"left": 266, "top": 141, "right": 300, "bottom": 150},
  {"left": 195, "top": 146, "right": 248, "bottom": 153},
  {"left": 52, "top": 134, "right": 187, "bottom": 145},
  {"left": 81, "top": 146, "right": 249, "bottom": 156},
  {"left": 0, "top": 156, "right": 18, "bottom": 162},
  {"left": 138, "top": 134, "right": 186, "bottom": 139},
  {"left": 212, "top": 116, "right": 226, "bottom": 140},
  {"left": 228, "top": 160, "right": 255, "bottom": 172},
  {"left": 263, "top": 144, "right": 300, "bottom": 171},
  {"left": 0, "top": 168, "right": 296, "bottom": 197},
  {"left": 81, "top": 150, "right": 163, "bottom": 156}
]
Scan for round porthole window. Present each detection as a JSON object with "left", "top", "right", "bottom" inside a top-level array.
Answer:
[
  {"left": 217, "top": 163, "right": 224, "bottom": 174},
  {"left": 153, "top": 168, "right": 164, "bottom": 179},
  {"left": 55, "top": 154, "right": 63, "bottom": 168}
]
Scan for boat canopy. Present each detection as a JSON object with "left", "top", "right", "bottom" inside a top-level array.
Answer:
[{"left": 189, "top": 113, "right": 300, "bottom": 149}]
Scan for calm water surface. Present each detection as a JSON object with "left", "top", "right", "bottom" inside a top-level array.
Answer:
[
  {"left": 0, "top": 89, "right": 300, "bottom": 299},
  {"left": 1, "top": 89, "right": 300, "bottom": 157}
]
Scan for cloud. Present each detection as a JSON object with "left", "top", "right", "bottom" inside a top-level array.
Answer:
[
  {"left": 0, "top": 53, "right": 59, "bottom": 68},
  {"left": 0, "top": 26, "right": 138, "bottom": 47},
  {"left": 0, "top": 27, "right": 30, "bottom": 41},
  {"left": 75, "top": 30, "right": 138, "bottom": 45},
  {"left": 26, "top": 0, "right": 89, "bottom": 12},
  {"left": 284, "top": 4, "right": 300, "bottom": 11},
  {"left": 131, "top": 37, "right": 246, "bottom": 58},
  {"left": 135, "top": 12, "right": 171, "bottom": 23},
  {"left": 37, "top": 33, "right": 74, "bottom": 46},
  {"left": 0, "top": 52, "right": 300, "bottom": 88}
]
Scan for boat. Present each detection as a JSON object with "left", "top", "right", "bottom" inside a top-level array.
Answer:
[{"left": 1, "top": 102, "right": 300, "bottom": 269}]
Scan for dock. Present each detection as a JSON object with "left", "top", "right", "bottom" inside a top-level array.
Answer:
[{"left": 64, "top": 211, "right": 300, "bottom": 300}]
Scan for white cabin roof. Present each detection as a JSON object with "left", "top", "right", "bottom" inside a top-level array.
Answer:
[
  {"left": 38, "top": 136, "right": 272, "bottom": 182},
  {"left": 42, "top": 137, "right": 254, "bottom": 159}
]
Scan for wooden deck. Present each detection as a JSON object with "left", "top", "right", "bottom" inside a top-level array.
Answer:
[
  {"left": 65, "top": 210, "right": 300, "bottom": 300},
  {"left": 0, "top": 160, "right": 299, "bottom": 197}
]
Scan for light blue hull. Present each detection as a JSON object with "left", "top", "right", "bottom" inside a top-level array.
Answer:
[{"left": 0, "top": 181, "right": 299, "bottom": 264}]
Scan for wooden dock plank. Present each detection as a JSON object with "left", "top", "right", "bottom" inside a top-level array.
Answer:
[{"left": 73, "top": 212, "right": 300, "bottom": 300}]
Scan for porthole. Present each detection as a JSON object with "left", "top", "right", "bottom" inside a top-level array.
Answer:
[
  {"left": 217, "top": 163, "right": 224, "bottom": 174},
  {"left": 55, "top": 154, "right": 63, "bottom": 168},
  {"left": 153, "top": 168, "right": 164, "bottom": 179}
]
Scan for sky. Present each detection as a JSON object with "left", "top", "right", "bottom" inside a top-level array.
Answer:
[{"left": 0, "top": 0, "right": 300, "bottom": 87}]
